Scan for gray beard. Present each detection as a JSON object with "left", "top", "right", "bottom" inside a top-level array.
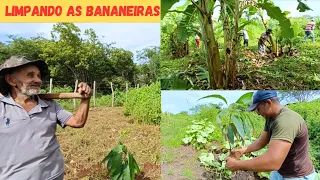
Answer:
[{"left": 19, "top": 83, "right": 41, "bottom": 96}]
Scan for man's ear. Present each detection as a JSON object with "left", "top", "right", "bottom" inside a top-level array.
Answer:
[
  {"left": 5, "top": 74, "right": 17, "bottom": 87},
  {"left": 266, "top": 99, "right": 273, "bottom": 107}
]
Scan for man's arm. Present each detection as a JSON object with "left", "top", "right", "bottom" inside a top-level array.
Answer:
[
  {"left": 236, "top": 139, "right": 292, "bottom": 172},
  {"left": 244, "top": 131, "right": 269, "bottom": 153},
  {"left": 233, "top": 131, "right": 269, "bottom": 156},
  {"left": 65, "top": 82, "right": 91, "bottom": 128},
  {"left": 65, "top": 99, "right": 90, "bottom": 128}
]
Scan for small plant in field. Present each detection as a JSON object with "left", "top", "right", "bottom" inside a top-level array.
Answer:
[
  {"left": 199, "top": 140, "right": 270, "bottom": 179},
  {"left": 182, "top": 119, "right": 216, "bottom": 150},
  {"left": 102, "top": 142, "right": 140, "bottom": 180},
  {"left": 198, "top": 92, "right": 254, "bottom": 158},
  {"left": 199, "top": 150, "right": 232, "bottom": 179}
]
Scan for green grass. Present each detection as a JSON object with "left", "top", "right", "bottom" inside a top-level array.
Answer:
[
  {"left": 160, "top": 27, "right": 320, "bottom": 90},
  {"left": 168, "top": 169, "right": 174, "bottom": 175},
  {"left": 161, "top": 113, "right": 192, "bottom": 148},
  {"left": 162, "top": 148, "right": 176, "bottom": 164},
  {"left": 182, "top": 168, "right": 194, "bottom": 180}
]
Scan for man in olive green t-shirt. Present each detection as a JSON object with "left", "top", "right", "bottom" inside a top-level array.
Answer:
[{"left": 225, "top": 90, "right": 316, "bottom": 180}]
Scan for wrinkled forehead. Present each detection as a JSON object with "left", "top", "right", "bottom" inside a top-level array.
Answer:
[{"left": 12, "top": 64, "right": 41, "bottom": 75}]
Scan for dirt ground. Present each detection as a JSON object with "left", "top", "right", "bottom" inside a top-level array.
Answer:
[
  {"left": 161, "top": 145, "right": 207, "bottom": 180},
  {"left": 56, "top": 107, "right": 161, "bottom": 180}
]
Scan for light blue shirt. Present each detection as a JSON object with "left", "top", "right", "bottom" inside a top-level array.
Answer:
[
  {"left": 242, "top": 30, "right": 249, "bottom": 40},
  {"left": 0, "top": 94, "right": 72, "bottom": 180}
]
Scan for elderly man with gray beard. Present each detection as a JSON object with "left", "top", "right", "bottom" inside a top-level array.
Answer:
[{"left": 0, "top": 56, "right": 91, "bottom": 180}]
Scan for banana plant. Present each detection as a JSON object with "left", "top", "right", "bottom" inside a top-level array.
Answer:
[
  {"left": 161, "top": 0, "right": 312, "bottom": 89},
  {"left": 198, "top": 92, "right": 254, "bottom": 155},
  {"left": 247, "top": 0, "right": 312, "bottom": 56}
]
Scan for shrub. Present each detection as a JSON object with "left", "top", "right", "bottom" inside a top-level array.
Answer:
[{"left": 124, "top": 82, "right": 161, "bottom": 125}]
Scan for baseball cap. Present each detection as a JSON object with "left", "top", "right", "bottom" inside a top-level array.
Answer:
[{"left": 248, "top": 90, "right": 278, "bottom": 111}]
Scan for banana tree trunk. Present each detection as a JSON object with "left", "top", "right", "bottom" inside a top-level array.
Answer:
[
  {"left": 230, "top": 0, "right": 240, "bottom": 88},
  {"left": 198, "top": 0, "right": 223, "bottom": 89},
  {"left": 221, "top": 0, "right": 230, "bottom": 88},
  {"left": 269, "top": 36, "right": 278, "bottom": 56}
]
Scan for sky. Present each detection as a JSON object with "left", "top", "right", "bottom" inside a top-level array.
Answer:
[
  {"left": 161, "top": 90, "right": 320, "bottom": 114},
  {"left": 0, "top": 23, "right": 160, "bottom": 63}
]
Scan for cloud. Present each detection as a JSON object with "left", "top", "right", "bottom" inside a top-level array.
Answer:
[{"left": 0, "top": 23, "right": 160, "bottom": 62}]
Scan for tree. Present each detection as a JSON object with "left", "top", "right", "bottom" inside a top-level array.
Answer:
[
  {"left": 136, "top": 46, "right": 160, "bottom": 84},
  {"left": 278, "top": 91, "right": 320, "bottom": 103},
  {"left": 0, "top": 22, "right": 149, "bottom": 94}
]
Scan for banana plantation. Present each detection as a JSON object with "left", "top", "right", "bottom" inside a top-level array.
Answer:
[{"left": 160, "top": 0, "right": 320, "bottom": 90}]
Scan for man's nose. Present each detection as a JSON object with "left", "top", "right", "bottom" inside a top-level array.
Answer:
[{"left": 34, "top": 76, "right": 42, "bottom": 83}]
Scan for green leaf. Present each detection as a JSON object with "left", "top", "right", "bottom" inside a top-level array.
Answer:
[
  {"left": 161, "top": 0, "right": 181, "bottom": 19},
  {"left": 196, "top": 66, "right": 210, "bottom": 86},
  {"left": 172, "top": 77, "right": 192, "bottom": 90},
  {"left": 291, "top": 23, "right": 300, "bottom": 37},
  {"left": 258, "top": 1, "right": 294, "bottom": 39},
  {"left": 107, "top": 152, "right": 123, "bottom": 176},
  {"left": 235, "top": 92, "right": 254, "bottom": 105},
  {"left": 197, "top": 135, "right": 207, "bottom": 144},
  {"left": 200, "top": 131, "right": 209, "bottom": 137},
  {"left": 227, "top": 125, "right": 234, "bottom": 144},
  {"left": 102, "top": 143, "right": 141, "bottom": 180},
  {"left": 198, "top": 94, "right": 228, "bottom": 105},
  {"left": 122, "top": 164, "right": 131, "bottom": 180},
  {"left": 182, "top": 136, "right": 193, "bottom": 144},
  {"left": 243, "top": 119, "right": 252, "bottom": 140},
  {"left": 176, "top": 4, "right": 198, "bottom": 42},
  {"left": 216, "top": 108, "right": 228, "bottom": 127},
  {"left": 232, "top": 116, "right": 245, "bottom": 141},
  {"left": 102, "top": 144, "right": 123, "bottom": 163},
  {"left": 204, "top": 126, "right": 215, "bottom": 134},
  {"left": 128, "top": 152, "right": 140, "bottom": 179},
  {"left": 248, "top": 6, "right": 258, "bottom": 15},
  {"left": 239, "top": 20, "right": 254, "bottom": 32},
  {"left": 296, "top": 0, "right": 312, "bottom": 12}
]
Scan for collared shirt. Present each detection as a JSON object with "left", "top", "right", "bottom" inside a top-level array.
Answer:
[
  {"left": 305, "top": 21, "right": 315, "bottom": 31},
  {"left": 0, "top": 94, "right": 73, "bottom": 180}
]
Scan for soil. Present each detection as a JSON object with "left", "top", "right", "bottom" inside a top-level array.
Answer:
[
  {"left": 56, "top": 107, "right": 161, "bottom": 180},
  {"left": 203, "top": 170, "right": 265, "bottom": 180},
  {"left": 161, "top": 145, "right": 207, "bottom": 180}
]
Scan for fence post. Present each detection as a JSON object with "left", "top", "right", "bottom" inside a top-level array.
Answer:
[
  {"left": 73, "top": 80, "right": 78, "bottom": 110},
  {"left": 93, "top": 81, "right": 96, "bottom": 108},
  {"left": 110, "top": 82, "right": 114, "bottom": 107},
  {"left": 126, "top": 82, "right": 128, "bottom": 103},
  {"left": 49, "top": 78, "right": 53, "bottom": 93}
]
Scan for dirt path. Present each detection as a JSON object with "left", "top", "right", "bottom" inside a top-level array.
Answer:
[
  {"left": 161, "top": 145, "right": 207, "bottom": 180},
  {"left": 56, "top": 107, "right": 161, "bottom": 180}
]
